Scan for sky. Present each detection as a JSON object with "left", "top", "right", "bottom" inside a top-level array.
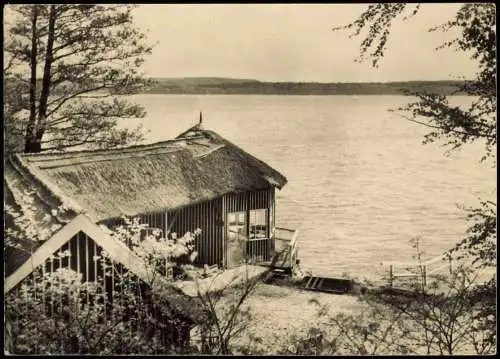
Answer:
[{"left": 132, "top": 4, "right": 479, "bottom": 82}]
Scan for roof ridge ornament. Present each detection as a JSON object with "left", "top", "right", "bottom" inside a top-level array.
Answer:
[{"left": 198, "top": 110, "right": 204, "bottom": 130}]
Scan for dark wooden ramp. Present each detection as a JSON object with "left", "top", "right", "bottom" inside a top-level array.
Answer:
[{"left": 303, "top": 276, "right": 353, "bottom": 294}]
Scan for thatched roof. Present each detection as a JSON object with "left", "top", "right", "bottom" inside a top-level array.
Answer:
[
  {"left": 4, "top": 158, "right": 77, "bottom": 277},
  {"left": 6, "top": 126, "right": 287, "bottom": 224}
]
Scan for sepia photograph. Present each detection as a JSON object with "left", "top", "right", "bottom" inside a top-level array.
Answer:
[{"left": 3, "top": 3, "right": 496, "bottom": 355}]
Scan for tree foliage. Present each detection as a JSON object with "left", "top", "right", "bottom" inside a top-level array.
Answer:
[
  {"left": 333, "top": 3, "right": 421, "bottom": 68},
  {"left": 451, "top": 200, "right": 496, "bottom": 268},
  {"left": 4, "top": 5, "right": 155, "bottom": 153},
  {"left": 334, "top": 3, "right": 496, "bottom": 160}
]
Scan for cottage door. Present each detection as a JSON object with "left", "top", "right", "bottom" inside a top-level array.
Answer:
[{"left": 226, "top": 211, "right": 247, "bottom": 267}]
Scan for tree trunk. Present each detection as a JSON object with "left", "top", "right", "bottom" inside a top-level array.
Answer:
[
  {"left": 28, "top": 4, "right": 57, "bottom": 153},
  {"left": 23, "top": 5, "right": 39, "bottom": 153},
  {"left": 24, "top": 139, "right": 43, "bottom": 153},
  {"left": 25, "top": 128, "right": 46, "bottom": 153}
]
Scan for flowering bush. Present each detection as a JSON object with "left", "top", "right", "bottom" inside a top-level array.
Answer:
[
  {"left": 5, "top": 266, "right": 167, "bottom": 354},
  {"left": 109, "top": 216, "right": 200, "bottom": 281}
]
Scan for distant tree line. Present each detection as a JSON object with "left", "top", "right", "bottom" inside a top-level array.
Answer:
[{"left": 144, "top": 79, "right": 468, "bottom": 95}]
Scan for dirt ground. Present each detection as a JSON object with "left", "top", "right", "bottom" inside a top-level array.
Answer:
[{"left": 226, "top": 281, "right": 366, "bottom": 353}]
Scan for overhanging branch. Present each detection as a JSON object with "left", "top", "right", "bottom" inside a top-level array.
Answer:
[{"left": 396, "top": 113, "right": 496, "bottom": 140}]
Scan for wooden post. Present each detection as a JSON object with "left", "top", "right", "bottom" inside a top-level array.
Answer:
[
  {"left": 164, "top": 211, "right": 168, "bottom": 238},
  {"left": 221, "top": 196, "right": 226, "bottom": 269},
  {"left": 423, "top": 265, "right": 427, "bottom": 288},
  {"left": 267, "top": 189, "right": 272, "bottom": 261},
  {"left": 389, "top": 265, "right": 393, "bottom": 287}
]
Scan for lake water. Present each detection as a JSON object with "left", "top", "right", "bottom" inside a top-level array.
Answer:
[{"left": 123, "top": 94, "right": 496, "bottom": 280}]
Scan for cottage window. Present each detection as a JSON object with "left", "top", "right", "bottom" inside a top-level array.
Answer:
[
  {"left": 227, "top": 212, "right": 246, "bottom": 240},
  {"left": 249, "top": 209, "right": 268, "bottom": 240}
]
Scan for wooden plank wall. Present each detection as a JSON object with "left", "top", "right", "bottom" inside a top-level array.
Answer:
[
  {"left": 43, "top": 232, "right": 123, "bottom": 293},
  {"left": 100, "top": 188, "right": 275, "bottom": 268},
  {"left": 44, "top": 232, "right": 97, "bottom": 282},
  {"left": 17, "top": 231, "right": 129, "bottom": 314},
  {"left": 167, "top": 198, "right": 224, "bottom": 267}
]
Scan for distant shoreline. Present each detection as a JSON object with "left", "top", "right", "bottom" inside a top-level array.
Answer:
[
  {"left": 142, "top": 77, "right": 470, "bottom": 96},
  {"left": 136, "top": 92, "right": 471, "bottom": 97}
]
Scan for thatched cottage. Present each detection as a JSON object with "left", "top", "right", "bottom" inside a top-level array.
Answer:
[{"left": 4, "top": 124, "right": 298, "bottom": 297}]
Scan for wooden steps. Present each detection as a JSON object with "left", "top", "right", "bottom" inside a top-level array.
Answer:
[
  {"left": 259, "top": 261, "right": 293, "bottom": 275},
  {"left": 303, "top": 276, "right": 353, "bottom": 294},
  {"left": 260, "top": 260, "right": 291, "bottom": 269}
]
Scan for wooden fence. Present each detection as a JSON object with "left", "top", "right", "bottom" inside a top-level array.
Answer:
[{"left": 385, "top": 254, "right": 454, "bottom": 288}]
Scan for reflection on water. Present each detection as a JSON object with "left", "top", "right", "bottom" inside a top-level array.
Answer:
[{"left": 123, "top": 94, "right": 496, "bottom": 279}]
